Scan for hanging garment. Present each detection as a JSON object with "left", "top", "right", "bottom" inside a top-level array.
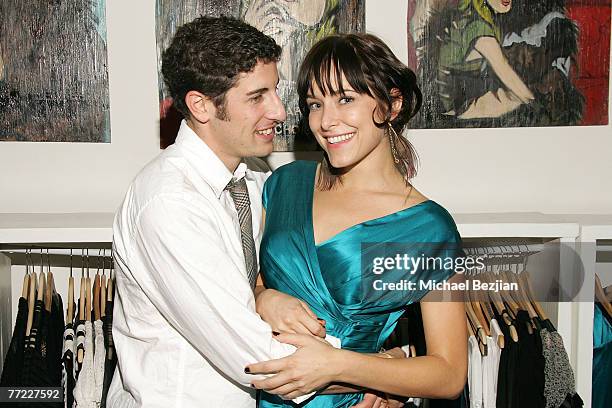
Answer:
[
  {"left": 592, "top": 303, "right": 612, "bottom": 408},
  {"left": 0, "top": 297, "right": 28, "bottom": 386},
  {"left": 93, "top": 319, "right": 106, "bottom": 404},
  {"left": 514, "top": 310, "right": 545, "bottom": 408},
  {"left": 539, "top": 318, "right": 575, "bottom": 408},
  {"left": 495, "top": 309, "right": 519, "bottom": 408},
  {"left": 482, "top": 318, "right": 502, "bottom": 408},
  {"left": 73, "top": 321, "right": 96, "bottom": 407},
  {"left": 100, "top": 297, "right": 116, "bottom": 408},
  {"left": 21, "top": 296, "right": 63, "bottom": 408},
  {"left": 22, "top": 299, "right": 47, "bottom": 385},
  {"left": 558, "top": 393, "right": 583, "bottom": 408},
  {"left": 467, "top": 335, "right": 483, "bottom": 408},
  {"left": 75, "top": 318, "right": 86, "bottom": 377},
  {"left": 48, "top": 293, "right": 65, "bottom": 387},
  {"left": 63, "top": 321, "right": 76, "bottom": 408},
  {"left": 259, "top": 161, "right": 463, "bottom": 408}
]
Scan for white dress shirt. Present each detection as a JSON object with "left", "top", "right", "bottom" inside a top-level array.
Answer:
[{"left": 108, "top": 121, "right": 296, "bottom": 408}]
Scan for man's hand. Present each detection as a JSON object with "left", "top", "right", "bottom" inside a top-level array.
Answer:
[
  {"left": 256, "top": 289, "right": 325, "bottom": 337},
  {"left": 246, "top": 333, "right": 340, "bottom": 399}
]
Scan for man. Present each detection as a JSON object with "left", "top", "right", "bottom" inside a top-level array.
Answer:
[{"left": 108, "top": 16, "right": 325, "bottom": 407}]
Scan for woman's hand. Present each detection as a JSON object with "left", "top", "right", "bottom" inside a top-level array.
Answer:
[
  {"left": 246, "top": 333, "right": 343, "bottom": 399},
  {"left": 256, "top": 289, "right": 326, "bottom": 337},
  {"left": 352, "top": 392, "right": 405, "bottom": 408}
]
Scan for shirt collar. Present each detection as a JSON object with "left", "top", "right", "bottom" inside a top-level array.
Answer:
[{"left": 174, "top": 120, "right": 249, "bottom": 199}]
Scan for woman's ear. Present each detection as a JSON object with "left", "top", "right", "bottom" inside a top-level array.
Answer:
[
  {"left": 390, "top": 88, "right": 403, "bottom": 121},
  {"left": 185, "top": 90, "right": 213, "bottom": 124}
]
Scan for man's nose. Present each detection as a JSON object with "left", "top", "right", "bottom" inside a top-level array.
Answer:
[{"left": 267, "top": 92, "right": 287, "bottom": 123}]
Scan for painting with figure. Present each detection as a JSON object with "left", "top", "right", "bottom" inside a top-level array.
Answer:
[
  {"left": 0, "top": 0, "right": 110, "bottom": 142},
  {"left": 156, "top": 0, "right": 365, "bottom": 150},
  {"left": 409, "top": 0, "right": 611, "bottom": 129}
]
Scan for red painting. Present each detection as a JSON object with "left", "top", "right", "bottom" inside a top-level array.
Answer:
[{"left": 408, "top": 0, "right": 611, "bottom": 128}]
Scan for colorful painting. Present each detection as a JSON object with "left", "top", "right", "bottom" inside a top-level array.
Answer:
[
  {"left": 156, "top": 0, "right": 365, "bottom": 150},
  {"left": 408, "top": 0, "right": 611, "bottom": 129},
  {"left": 0, "top": 0, "right": 110, "bottom": 142}
]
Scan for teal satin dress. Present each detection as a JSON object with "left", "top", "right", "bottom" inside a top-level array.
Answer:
[
  {"left": 593, "top": 303, "right": 612, "bottom": 408},
  {"left": 259, "top": 161, "right": 462, "bottom": 407}
]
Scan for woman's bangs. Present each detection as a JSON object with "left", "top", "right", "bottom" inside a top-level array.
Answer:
[{"left": 307, "top": 39, "right": 371, "bottom": 97}]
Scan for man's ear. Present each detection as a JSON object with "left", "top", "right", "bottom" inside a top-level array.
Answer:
[
  {"left": 185, "top": 90, "right": 213, "bottom": 124},
  {"left": 390, "top": 88, "right": 403, "bottom": 121}
]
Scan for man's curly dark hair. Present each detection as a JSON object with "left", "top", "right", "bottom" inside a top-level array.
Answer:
[{"left": 161, "top": 16, "right": 281, "bottom": 119}]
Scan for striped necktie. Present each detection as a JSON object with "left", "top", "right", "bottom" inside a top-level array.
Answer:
[{"left": 225, "top": 177, "right": 258, "bottom": 288}]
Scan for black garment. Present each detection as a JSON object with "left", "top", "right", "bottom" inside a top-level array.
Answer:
[
  {"left": 21, "top": 298, "right": 62, "bottom": 408},
  {"left": 495, "top": 309, "right": 519, "bottom": 408},
  {"left": 21, "top": 299, "right": 45, "bottom": 386},
  {"left": 74, "top": 298, "right": 85, "bottom": 379},
  {"left": 514, "top": 310, "right": 546, "bottom": 408},
  {"left": 63, "top": 323, "right": 76, "bottom": 408},
  {"left": 559, "top": 393, "right": 583, "bottom": 407},
  {"left": 0, "top": 297, "right": 28, "bottom": 386},
  {"left": 47, "top": 293, "right": 65, "bottom": 387},
  {"left": 100, "top": 298, "right": 117, "bottom": 408}
]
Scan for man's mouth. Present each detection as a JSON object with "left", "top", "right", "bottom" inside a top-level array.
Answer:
[{"left": 255, "top": 127, "right": 274, "bottom": 136}]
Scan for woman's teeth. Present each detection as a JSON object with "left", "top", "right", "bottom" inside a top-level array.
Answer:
[
  {"left": 256, "top": 128, "right": 274, "bottom": 135},
  {"left": 328, "top": 133, "right": 355, "bottom": 144}
]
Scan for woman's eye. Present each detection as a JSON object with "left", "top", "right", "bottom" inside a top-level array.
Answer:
[
  {"left": 308, "top": 102, "right": 321, "bottom": 110},
  {"left": 339, "top": 96, "right": 354, "bottom": 104}
]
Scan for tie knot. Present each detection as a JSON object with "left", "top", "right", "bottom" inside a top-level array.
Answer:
[
  {"left": 226, "top": 177, "right": 250, "bottom": 209},
  {"left": 226, "top": 177, "right": 247, "bottom": 192}
]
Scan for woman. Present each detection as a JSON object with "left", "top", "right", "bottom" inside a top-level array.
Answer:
[
  {"left": 435, "top": 0, "right": 535, "bottom": 119},
  {"left": 249, "top": 33, "right": 467, "bottom": 407}
]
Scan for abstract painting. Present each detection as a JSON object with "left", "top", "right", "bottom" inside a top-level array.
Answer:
[
  {"left": 0, "top": 0, "right": 110, "bottom": 142},
  {"left": 408, "top": 0, "right": 611, "bottom": 129},
  {"left": 156, "top": 0, "right": 365, "bottom": 150}
]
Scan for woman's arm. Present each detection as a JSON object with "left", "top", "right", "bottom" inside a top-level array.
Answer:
[
  {"left": 332, "top": 301, "right": 467, "bottom": 399},
  {"left": 247, "top": 301, "right": 467, "bottom": 400},
  {"left": 474, "top": 36, "right": 534, "bottom": 103}
]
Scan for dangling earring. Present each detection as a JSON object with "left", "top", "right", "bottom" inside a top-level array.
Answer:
[{"left": 387, "top": 123, "right": 400, "bottom": 164}]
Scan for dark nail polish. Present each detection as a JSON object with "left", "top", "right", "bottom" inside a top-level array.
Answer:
[{"left": 244, "top": 367, "right": 250, "bottom": 373}]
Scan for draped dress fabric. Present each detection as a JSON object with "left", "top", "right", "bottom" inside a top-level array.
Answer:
[
  {"left": 592, "top": 303, "right": 612, "bottom": 408},
  {"left": 258, "top": 161, "right": 462, "bottom": 408}
]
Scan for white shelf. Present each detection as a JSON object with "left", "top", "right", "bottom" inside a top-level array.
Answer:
[
  {"left": 0, "top": 212, "right": 582, "bottom": 243},
  {"left": 0, "top": 213, "right": 114, "bottom": 243},
  {"left": 556, "top": 214, "right": 612, "bottom": 241},
  {"left": 454, "top": 212, "right": 580, "bottom": 238}
]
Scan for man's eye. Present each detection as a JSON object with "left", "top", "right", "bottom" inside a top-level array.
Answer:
[{"left": 250, "top": 94, "right": 263, "bottom": 103}]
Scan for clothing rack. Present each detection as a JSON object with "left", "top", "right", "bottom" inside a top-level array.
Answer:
[{"left": 0, "top": 244, "right": 113, "bottom": 269}]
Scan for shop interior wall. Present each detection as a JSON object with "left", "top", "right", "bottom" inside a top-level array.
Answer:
[{"left": 0, "top": 0, "right": 610, "bottom": 215}]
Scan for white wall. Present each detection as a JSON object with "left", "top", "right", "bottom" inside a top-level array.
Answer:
[{"left": 0, "top": 0, "right": 610, "bottom": 214}]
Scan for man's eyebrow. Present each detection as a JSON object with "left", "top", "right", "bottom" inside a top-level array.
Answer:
[{"left": 246, "top": 87, "right": 268, "bottom": 96}]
